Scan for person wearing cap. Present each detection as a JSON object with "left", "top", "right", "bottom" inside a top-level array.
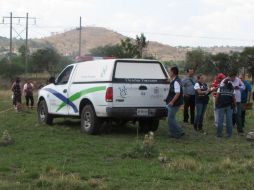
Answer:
[
  {"left": 182, "top": 68, "right": 196, "bottom": 124},
  {"left": 211, "top": 73, "right": 225, "bottom": 127}
]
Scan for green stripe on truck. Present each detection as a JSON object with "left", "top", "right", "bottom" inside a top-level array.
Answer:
[{"left": 56, "top": 86, "right": 106, "bottom": 112}]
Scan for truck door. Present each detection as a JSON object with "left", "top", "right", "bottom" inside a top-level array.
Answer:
[{"left": 46, "top": 65, "right": 76, "bottom": 115}]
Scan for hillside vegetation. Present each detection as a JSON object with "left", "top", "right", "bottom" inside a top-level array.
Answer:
[{"left": 0, "top": 27, "right": 244, "bottom": 61}]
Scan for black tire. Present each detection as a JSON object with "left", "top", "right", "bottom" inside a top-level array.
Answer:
[
  {"left": 139, "top": 120, "right": 149, "bottom": 133},
  {"left": 81, "top": 104, "right": 100, "bottom": 135},
  {"left": 139, "top": 119, "right": 159, "bottom": 133},
  {"left": 37, "top": 100, "right": 53, "bottom": 125},
  {"left": 149, "top": 119, "right": 159, "bottom": 132}
]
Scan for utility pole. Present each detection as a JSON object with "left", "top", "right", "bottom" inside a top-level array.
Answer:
[
  {"left": 10, "top": 12, "right": 12, "bottom": 60},
  {"left": 2, "top": 13, "right": 36, "bottom": 72},
  {"left": 25, "top": 13, "right": 29, "bottom": 74},
  {"left": 79, "top": 16, "right": 82, "bottom": 56}
]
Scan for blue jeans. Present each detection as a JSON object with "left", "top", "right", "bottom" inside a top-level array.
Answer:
[
  {"left": 194, "top": 103, "right": 207, "bottom": 126},
  {"left": 235, "top": 103, "right": 243, "bottom": 132},
  {"left": 167, "top": 105, "right": 184, "bottom": 137},
  {"left": 217, "top": 106, "right": 233, "bottom": 137}
]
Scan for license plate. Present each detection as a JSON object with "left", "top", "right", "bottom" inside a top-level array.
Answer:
[{"left": 137, "top": 108, "right": 149, "bottom": 116}]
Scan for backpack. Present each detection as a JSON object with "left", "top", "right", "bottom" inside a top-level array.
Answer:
[
  {"left": 26, "top": 83, "right": 33, "bottom": 96},
  {"left": 12, "top": 82, "right": 21, "bottom": 96}
]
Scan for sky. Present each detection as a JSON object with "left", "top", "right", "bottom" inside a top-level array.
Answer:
[{"left": 1, "top": 0, "right": 254, "bottom": 47}]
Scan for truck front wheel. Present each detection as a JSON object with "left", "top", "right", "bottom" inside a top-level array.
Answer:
[
  {"left": 81, "top": 104, "right": 100, "bottom": 135},
  {"left": 37, "top": 100, "right": 53, "bottom": 125}
]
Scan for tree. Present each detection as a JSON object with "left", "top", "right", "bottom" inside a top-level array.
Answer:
[
  {"left": 90, "top": 33, "right": 150, "bottom": 59},
  {"left": 135, "top": 33, "right": 148, "bottom": 58},
  {"left": 185, "top": 49, "right": 216, "bottom": 74},
  {"left": 241, "top": 47, "right": 254, "bottom": 83},
  {"left": 186, "top": 49, "right": 206, "bottom": 71},
  {"left": 0, "top": 57, "right": 24, "bottom": 79},
  {"left": 119, "top": 37, "right": 139, "bottom": 58},
  {"left": 212, "top": 52, "right": 241, "bottom": 76},
  {"left": 30, "top": 48, "right": 61, "bottom": 75},
  {"left": 212, "top": 53, "right": 230, "bottom": 74},
  {"left": 89, "top": 44, "right": 123, "bottom": 57}
]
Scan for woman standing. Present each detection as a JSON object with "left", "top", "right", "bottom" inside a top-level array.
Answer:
[
  {"left": 11, "top": 78, "right": 22, "bottom": 112},
  {"left": 194, "top": 74, "right": 212, "bottom": 132}
]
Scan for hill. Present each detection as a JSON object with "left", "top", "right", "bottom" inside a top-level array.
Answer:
[
  {"left": 38, "top": 27, "right": 186, "bottom": 61},
  {"left": 0, "top": 27, "right": 245, "bottom": 61}
]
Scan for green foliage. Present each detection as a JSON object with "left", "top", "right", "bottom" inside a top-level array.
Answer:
[
  {"left": 212, "top": 52, "right": 241, "bottom": 75},
  {"left": 89, "top": 44, "right": 123, "bottom": 57},
  {"left": 90, "top": 33, "right": 149, "bottom": 59},
  {"left": 186, "top": 49, "right": 206, "bottom": 71},
  {"left": 241, "top": 47, "right": 254, "bottom": 82},
  {"left": 186, "top": 49, "right": 243, "bottom": 75},
  {"left": 135, "top": 33, "right": 148, "bottom": 58},
  {"left": 30, "top": 48, "right": 60, "bottom": 74},
  {"left": 163, "top": 60, "right": 186, "bottom": 74},
  {"left": 0, "top": 56, "right": 25, "bottom": 79},
  {"left": 29, "top": 48, "right": 72, "bottom": 76}
]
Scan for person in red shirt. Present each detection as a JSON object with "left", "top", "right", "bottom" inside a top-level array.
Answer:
[{"left": 212, "top": 73, "right": 225, "bottom": 127}]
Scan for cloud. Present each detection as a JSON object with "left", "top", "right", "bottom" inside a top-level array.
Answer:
[{"left": 1, "top": 0, "right": 254, "bottom": 46}]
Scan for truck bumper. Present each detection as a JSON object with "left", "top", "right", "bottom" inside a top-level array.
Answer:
[{"left": 106, "top": 107, "right": 168, "bottom": 119}]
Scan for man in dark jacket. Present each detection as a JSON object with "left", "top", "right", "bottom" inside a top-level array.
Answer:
[{"left": 166, "top": 66, "right": 184, "bottom": 138}]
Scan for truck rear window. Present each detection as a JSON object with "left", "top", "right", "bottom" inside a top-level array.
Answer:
[{"left": 114, "top": 62, "right": 167, "bottom": 79}]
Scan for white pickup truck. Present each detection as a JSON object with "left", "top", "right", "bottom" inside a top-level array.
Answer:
[{"left": 37, "top": 59, "right": 169, "bottom": 134}]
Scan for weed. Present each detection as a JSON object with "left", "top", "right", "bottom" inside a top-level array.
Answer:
[
  {"left": 122, "top": 132, "right": 159, "bottom": 159},
  {"left": 158, "top": 153, "right": 167, "bottom": 163},
  {"left": 221, "top": 157, "right": 234, "bottom": 169},
  {"left": 167, "top": 158, "right": 200, "bottom": 171},
  {"left": 0, "top": 130, "right": 13, "bottom": 146}
]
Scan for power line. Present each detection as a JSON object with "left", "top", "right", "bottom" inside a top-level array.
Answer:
[
  {"left": 116, "top": 30, "right": 254, "bottom": 43},
  {"left": 2, "top": 12, "right": 36, "bottom": 74}
]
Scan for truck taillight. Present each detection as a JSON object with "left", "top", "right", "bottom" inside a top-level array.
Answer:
[{"left": 105, "top": 87, "right": 113, "bottom": 102}]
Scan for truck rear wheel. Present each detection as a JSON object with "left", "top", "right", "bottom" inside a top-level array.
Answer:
[
  {"left": 139, "top": 119, "right": 159, "bottom": 133},
  {"left": 81, "top": 104, "right": 100, "bottom": 135},
  {"left": 148, "top": 119, "right": 159, "bottom": 132},
  {"left": 37, "top": 100, "right": 53, "bottom": 125}
]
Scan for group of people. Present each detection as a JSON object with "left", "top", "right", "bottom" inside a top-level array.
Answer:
[
  {"left": 166, "top": 66, "right": 253, "bottom": 138},
  {"left": 11, "top": 78, "right": 34, "bottom": 112}
]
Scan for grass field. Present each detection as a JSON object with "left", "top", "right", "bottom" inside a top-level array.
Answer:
[{"left": 0, "top": 90, "right": 254, "bottom": 190}]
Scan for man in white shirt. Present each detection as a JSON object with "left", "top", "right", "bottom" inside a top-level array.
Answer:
[
  {"left": 23, "top": 80, "right": 34, "bottom": 109},
  {"left": 165, "top": 66, "right": 184, "bottom": 138},
  {"left": 221, "top": 72, "right": 245, "bottom": 133}
]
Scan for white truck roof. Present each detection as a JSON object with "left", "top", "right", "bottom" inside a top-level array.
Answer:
[{"left": 71, "top": 59, "right": 164, "bottom": 83}]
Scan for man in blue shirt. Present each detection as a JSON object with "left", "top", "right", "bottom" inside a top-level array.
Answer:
[
  {"left": 182, "top": 68, "right": 196, "bottom": 124},
  {"left": 239, "top": 74, "right": 252, "bottom": 128}
]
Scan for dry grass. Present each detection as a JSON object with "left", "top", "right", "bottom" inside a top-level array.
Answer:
[
  {"left": 36, "top": 165, "right": 108, "bottom": 190},
  {"left": 167, "top": 158, "right": 201, "bottom": 171}
]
